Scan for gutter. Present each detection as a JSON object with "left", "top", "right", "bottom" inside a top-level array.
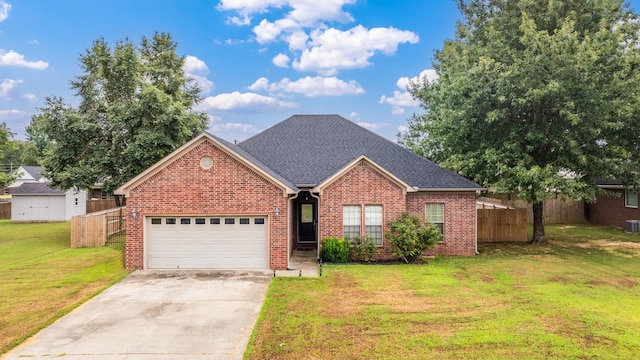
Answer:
[{"left": 415, "top": 188, "right": 487, "bottom": 192}]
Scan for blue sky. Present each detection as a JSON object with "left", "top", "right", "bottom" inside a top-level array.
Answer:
[{"left": 1, "top": 1, "right": 639, "bottom": 143}]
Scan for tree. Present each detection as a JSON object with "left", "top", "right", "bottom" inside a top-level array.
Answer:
[
  {"left": 401, "top": 0, "right": 640, "bottom": 243},
  {"left": 28, "top": 32, "right": 208, "bottom": 194},
  {"left": 0, "top": 123, "right": 16, "bottom": 188},
  {"left": 0, "top": 140, "right": 41, "bottom": 167}
]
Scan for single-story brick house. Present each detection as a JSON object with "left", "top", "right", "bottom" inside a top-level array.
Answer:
[
  {"left": 588, "top": 177, "right": 640, "bottom": 229},
  {"left": 115, "top": 115, "right": 483, "bottom": 270}
]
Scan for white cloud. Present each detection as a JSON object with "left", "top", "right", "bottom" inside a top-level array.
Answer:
[
  {"left": 0, "top": 49, "right": 49, "bottom": 69},
  {"left": 397, "top": 125, "right": 408, "bottom": 134},
  {"left": 211, "top": 122, "right": 258, "bottom": 133},
  {"left": 0, "top": 78, "right": 23, "bottom": 98},
  {"left": 357, "top": 121, "right": 389, "bottom": 131},
  {"left": 285, "top": 30, "right": 308, "bottom": 50},
  {"left": 379, "top": 69, "right": 438, "bottom": 115},
  {"left": 28, "top": 40, "right": 39, "bottom": 45},
  {"left": 0, "top": 109, "right": 27, "bottom": 117},
  {"left": 225, "top": 38, "right": 247, "bottom": 45},
  {"left": 183, "top": 55, "right": 209, "bottom": 74},
  {"left": 198, "top": 91, "right": 297, "bottom": 111},
  {"left": 292, "top": 26, "right": 419, "bottom": 75},
  {"left": 0, "top": 1, "right": 10, "bottom": 22},
  {"left": 249, "top": 76, "right": 364, "bottom": 97},
  {"left": 349, "top": 112, "right": 358, "bottom": 118},
  {"left": 396, "top": 69, "right": 439, "bottom": 89},
  {"left": 183, "top": 55, "right": 214, "bottom": 94},
  {"left": 0, "top": 109, "right": 30, "bottom": 139},
  {"left": 23, "top": 93, "right": 37, "bottom": 102},
  {"left": 219, "top": 0, "right": 355, "bottom": 32},
  {"left": 217, "top": 1, "right": 419, "bottom": 76},
  {"left": 272, "top": 53, "right": 290, "bottom": 67}
]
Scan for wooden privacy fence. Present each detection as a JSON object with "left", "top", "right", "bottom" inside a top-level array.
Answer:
[
  {"left": 86, "top": 199, "right": 118, "bottom": 214},
  {"left": 71, "top": 207, "right": 125, "bottom": 248},
  {"left": 477, "top": 208, "right": 528, "bottom": 243},
  {"left": 0, "top": 202, "right": 10, "bottom": 219},
  {"left": 479, "top": 196, "right": 586, "bottom": 224}
]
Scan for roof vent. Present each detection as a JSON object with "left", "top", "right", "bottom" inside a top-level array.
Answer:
[{"left": 625, "top": 220, "right": 640, "bottom": 234}]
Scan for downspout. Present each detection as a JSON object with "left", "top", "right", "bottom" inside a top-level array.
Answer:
[
  {"left": 475, "top": 190, "right": 480, "bottom": 255},
  {"left": 309, "top": 191, "right": 321, "bottom": 260},
  {"left": 287, "top": 191, "right": 300, "bottom": 270}
]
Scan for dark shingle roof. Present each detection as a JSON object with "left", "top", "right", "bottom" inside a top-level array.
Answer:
[
  {"left": 12, "top": 182, "right": 65, "bottom": 195},
  {"left": 238, "top": 114, "right": 482, "bottom": 190},
  {"left": 20, "top": 166, "right": 44, "bottom": 181},
  {"left": 207, "top": 132, "right": 299, "bottom": 192}
]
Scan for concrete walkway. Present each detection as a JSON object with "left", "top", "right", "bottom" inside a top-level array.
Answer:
[{"left": 274, "top": 249, "right": 320, "bottom": 277}]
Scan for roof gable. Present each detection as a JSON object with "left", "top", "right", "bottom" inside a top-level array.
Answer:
[
  {"left": 114, "top": 133, "right": 298, "bottom": 197},
  {"left": 238, "top": 114, "right": 482, "bottom": 190},
  {"left": 13, "top": 165, "right": 44, "bottom": 181},
  {"left": 312, "top": 155, "right": 415, "bottom": 195}
]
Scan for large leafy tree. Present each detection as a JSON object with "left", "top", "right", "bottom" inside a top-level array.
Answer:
[
  {"left": 28, "top": 32, "right": 208, "bottom": 194},
  {"left": 401, "top": 0, "right": 640, "bottom": 243},
  {"left": 0, "top": 123, "right": 15, "bottom": 188},
  {"left": 0, "top": 139, "right": 40, "bottom": 167}
]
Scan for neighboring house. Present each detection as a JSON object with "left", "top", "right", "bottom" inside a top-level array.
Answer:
[
  {"left": 11, "top": 182, "right": 87, "bottom": 222},
  {"left": 7, "top": 166, "right": 47, "bottom": 193},
  {"left": 588, "top": 178, "right": 640, "bottom": 228},
  {"left": 115, "top": 114, "right": 483, "bottom": 271}
]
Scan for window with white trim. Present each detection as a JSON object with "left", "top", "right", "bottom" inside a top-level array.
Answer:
[
  {"left": 365, "top": 205, "right": 383, "bottom": 245},
  {"left": 626, "top": 190, "right": 638, "bottom": 208},
  {"left": 343, "top": 206, "right": 361, "bottom": 241},
  {"left": 426, "top": 203, "right": 445, "bottom": 235}
]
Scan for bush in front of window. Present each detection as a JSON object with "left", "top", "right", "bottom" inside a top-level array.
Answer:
[
  {"left": 321, "top": 238, "right": 350, "bottom": 263},
  {"left": 386, "top": 212, "right": 443, "bottom": 263},
  {"left": 351, "top": 235, "right": 378, "bottom": 262}
]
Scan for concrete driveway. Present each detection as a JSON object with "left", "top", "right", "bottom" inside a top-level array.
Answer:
[{"left": 3, "top": 270, "right": 270, "bottom": 360}]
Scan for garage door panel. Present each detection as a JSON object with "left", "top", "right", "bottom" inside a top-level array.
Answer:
[{"left": 147, "top": 216, "right": 268, "bottom": 269}]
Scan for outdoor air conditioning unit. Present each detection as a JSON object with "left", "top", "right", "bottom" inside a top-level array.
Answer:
[{"left": 625, "top": 220, "right": 640, "bottom": 234}]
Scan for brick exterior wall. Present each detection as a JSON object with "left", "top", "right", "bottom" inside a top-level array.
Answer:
[
  {"left": 589, "top": 189, "right": 640, "bottom": 228},
  {"left": 406, "top": 192, "right": 477, "bottom": 256},
  {"left": 319, "top": 161, "right": 407, "bottom": 259},
  {"left": 318, "top": 160, "right": 477, "bottom": 259},
  {"left": 124, "top": 139, "right": 289, "bottom": 270}
]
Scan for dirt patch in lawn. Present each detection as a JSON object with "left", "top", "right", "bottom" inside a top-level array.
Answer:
[
  {"left": 321, "top": 271, "right": 364, "bottom": 318},
  {"left": 570, "top": 240, "right": 640, "bottom": 249}
]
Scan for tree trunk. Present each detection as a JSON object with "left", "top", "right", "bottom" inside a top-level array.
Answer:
[{"left": 531, "top": 201, "right": 545, "bottom": 244}]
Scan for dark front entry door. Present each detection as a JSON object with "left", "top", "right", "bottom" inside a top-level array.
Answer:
[{"left": 298, "top": 203, "right": 317, "bottom": 243}]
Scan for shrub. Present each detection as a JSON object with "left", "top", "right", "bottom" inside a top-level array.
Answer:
[
  {"left": 321, "top": 237, "right": 350, "bottom": 263},
  {"left": 386, "top": 212, "right": 442, "bottom": 263},
  {"left": 351, "top": 235, "right": 378, "bottom": 262}
]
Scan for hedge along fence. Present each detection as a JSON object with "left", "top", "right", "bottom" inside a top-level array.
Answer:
[
  {"left": 71, "top": 207, "right": 125, "bottom": 248},
  {"left": 477, "top": 207, "right": 528, "bottom": 243}
]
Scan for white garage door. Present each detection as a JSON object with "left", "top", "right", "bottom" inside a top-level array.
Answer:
[{"left": 146, "top": 216, "right": 269, "bottom": 269}]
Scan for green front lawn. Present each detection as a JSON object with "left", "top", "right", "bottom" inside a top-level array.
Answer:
[
  {"left": 0, "top": 220, "right": 131, "bottom": 355},
  {"left": 246, "top": 225, "right": 640, "bottom": 359}
]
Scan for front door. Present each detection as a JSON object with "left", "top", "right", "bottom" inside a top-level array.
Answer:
[{"left": 298, "top": 203, "right": 317, "bottom": 243}]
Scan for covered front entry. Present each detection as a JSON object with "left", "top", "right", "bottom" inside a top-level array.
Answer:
[
  {"left": 294, "top": 191, "right": 318, "bottom": 250},
  {"left": 146, "top": 215, "right": 269, "bottom": 269}
]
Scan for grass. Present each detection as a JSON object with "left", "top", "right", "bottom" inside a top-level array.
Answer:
[
  {"left": 246, "top": 224, "right": 640, "bottom": 359},
  {"left": 0, "top": 220, "right": 131, "bottom": 355}
]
